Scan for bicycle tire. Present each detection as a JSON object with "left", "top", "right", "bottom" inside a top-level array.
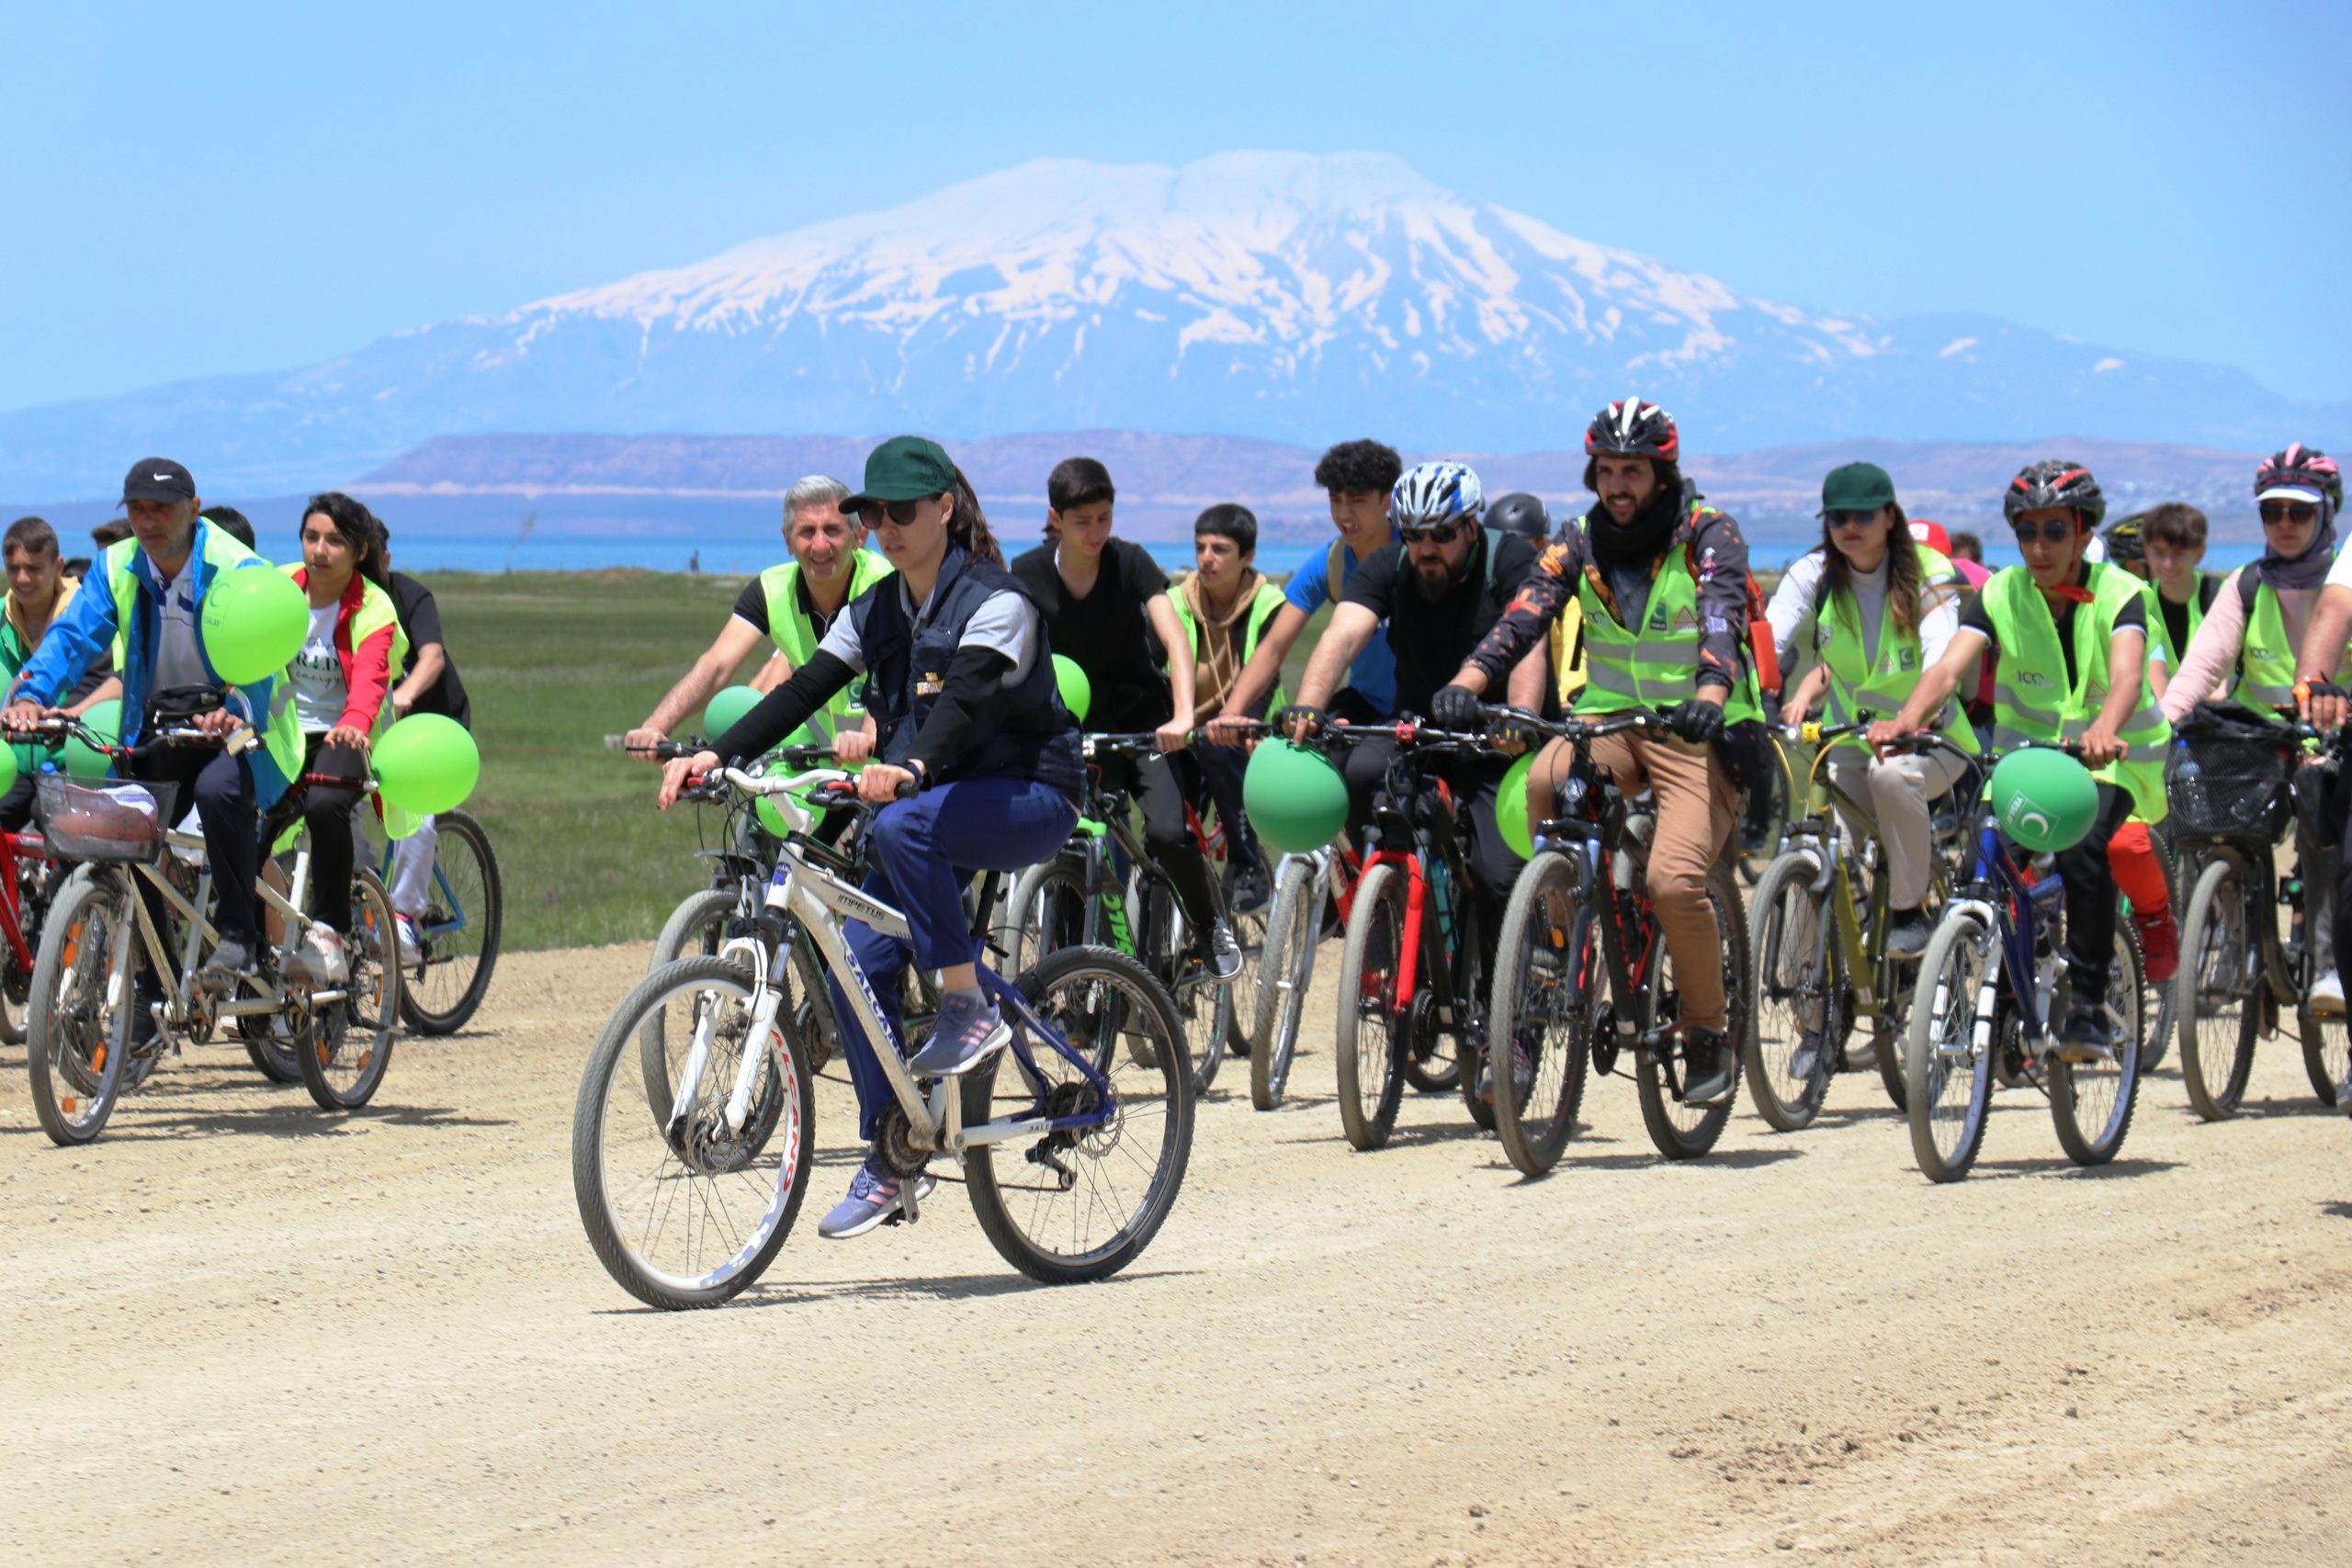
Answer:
[
  {"left": 959, "top": 944, "right": 1193, "bottom": 1283},
  {"left": 1736, "top": 734, "right": 1795, "bottom": 887},
  {"left": 1224, "top": 904, "right": 1267, "bottom": 1064},
  {"left": 25, "top": 865, "right": 137, "bottom": 1146},
  {"left": 1632, "top": 862, "right": 1746, "bottom": 1160},
  {"left": 1002, "top": 855, "right": 1091, "bottom": 979},
  {"left": 293, "top": 872, "right": 401, "bottom": 1112},
  {"left": 1488, "top": 849, "right": 1593, "bottom": 1176},
  {"left": 1334, "top": 862, "right": 1408, "bottom": 1150},
  {"left": 2177, "top": 852, "right": 2259, "bottom": 1122},
  {"left": 396, "top": 809, "right": 503, "bottom": 1036},
  {"left": 1250, "top": 857, "right": 1319, "bottom": 1111},
  {"left": 235, "top": 948, "right": 306, "bottom": 1084},
  {"left": 1905, "top": 908, "right": 1996, "bottom": 1182},
  {"left": 2051, "top": 917, "right": 2144, "bottom": 1165},
  {"left": 572, "top": 955, "right": 814, "bottom": 1309},
  {"left": 1745, "top": 850, "right": 1835, "bottom": 1132},
  {"left": 2300, "top": 1004, "right": 2346, "bottom": 1107}
]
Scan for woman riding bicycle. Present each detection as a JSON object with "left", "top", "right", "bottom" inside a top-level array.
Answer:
[
  {"left": 659, "top": 435, "right": 1082, "bottom": 1240},
  {"left": 274, "top": 492, "right": 408, "bottom": 985},
  {"left": 1766, "top": 462, "right": 1973, "bottom": 962}
]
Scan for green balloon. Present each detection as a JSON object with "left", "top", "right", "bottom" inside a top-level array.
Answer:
[
  {"left": 1990, "top": 747, "right": 2098, "bottom": 853},
  {"left": 703, "top": 683, "right": 761, "bottom": 741},
  {"left": 62, "top": 698, "right": 120, "bottom": 781},
  {"left": 752, "top": 726, "right": 828, "bottom": 838},
  {"left": 380, "top": 803, "right": 427, "bottom": 841},
  {"left": 200, "top": 564, "right": 311, "bottom": 685},
  {"left": 0, "top": 738, "right": 17, "bottom": 799},
  {"left": 1053, "top": 654, "right": 1091, "bottom": 725},
  {"left": 373, "top": 714, "right": 481, "bottom": 816},
  {"left": 1243, "top": 739, "right": 1347, "bottom": 856},
  {"left": 1497, "top": 751, "right": 1538, "bottom": 861}
]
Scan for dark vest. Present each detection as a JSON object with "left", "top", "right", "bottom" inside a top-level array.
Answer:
[{"left": 859, "top": 547, "right": 1082, "bottom": 800}]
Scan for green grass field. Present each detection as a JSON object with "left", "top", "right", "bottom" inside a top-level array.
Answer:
[{"left": 429, "top": 569, "right": 1328, "bottom": 953}]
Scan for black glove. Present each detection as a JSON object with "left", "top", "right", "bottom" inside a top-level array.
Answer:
[
  {"left": 1271, "top": 704, "right": 1329, "bottom": 739},
  {"left": 1666, "top": 697, "right": 1724, "bottom": 746},
  {"left": 1490, "top": 706, "right": 1544, "bottom": 750},
  {"left": 1429, "top": 683, "right": 1485, "bottom": 734},
  {"left": 2310, "top": 681, "right": 2348, "bottom": 701}
]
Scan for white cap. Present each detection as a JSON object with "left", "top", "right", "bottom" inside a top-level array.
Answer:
[{"left": 2258, "top": 483, "right": 2326, "bottom": 505}]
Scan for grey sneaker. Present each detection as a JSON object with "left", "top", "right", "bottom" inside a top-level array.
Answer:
[
  {"left": 1476, "top": 1040, "right": 1536, "bottom": 1106},
  {"left": 1679, "top": 1028, "right": 1736, "bottom": 1105},
  {"left": 197, "top": 936, "right": 255, "bottom": 998},
  {"left": 908, "top": 989, "right": 1012, "bottom": 1076},
  {"left": 1789, "top": 1030, "right": 1824, "bottom": 1084},
  {"left": 817, "top": 1156, "right": 936, "bottom": 1241}
]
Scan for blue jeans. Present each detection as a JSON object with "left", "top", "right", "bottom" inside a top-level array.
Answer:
[{"left": 828, "top": 775, "right": 1079, "bottom": 1141}]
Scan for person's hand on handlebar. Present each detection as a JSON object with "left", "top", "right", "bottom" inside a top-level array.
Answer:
[
  {"left": 2300, "top": 680, "right": 2348, "bottom": 733},
  {"left": 2075, "top": 720, "right": 2127, "bottom": 767},
  {"left": 191, "top": 708, "right": 242, "bottom": 739},
  {"left": 1865, "top": 717, "right": 1917, "bottom": 754},
  {"left": 1429, "top": 682, "right": 1484, "bottom": 735},
  {"left": 1154, "top": 710, "right": 1193, "bottom": 753},
  {"left": 831, "top": 728, "right": 876, "bottom": 764},
  {"left": 2, "top": 699, "right": 50, "bottom": 734},
  {"left": 1273, "top": 704, "right": 1327, "bottom": 745},
  {"left": 324, "top": 723, "right": 370, "bottom": 751},
  {"left": 858, "top": 761, "right": 918, "bottom": 804},
  {"left": 658, "top": 750, "right": 719, "bottom": 810},
  {"left": 1665, "top": 694, "right": 1724, "bottom": 746},
  {"left": 622, "top": 725, "right": 669, "bottom": 762}
]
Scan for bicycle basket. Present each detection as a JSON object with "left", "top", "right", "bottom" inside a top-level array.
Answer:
[
  {"left": 2165, "top": 702, "right": 2296, "bottom": 844},
  {"left": 34, "top": 776, "right": 178, "bottom": 863}
]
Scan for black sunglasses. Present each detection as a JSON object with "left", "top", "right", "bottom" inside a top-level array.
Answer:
[
  {"left": 2011, "top": 520, "right": 2076, "bottom": 544},
  {"left": 2260, "top": 500, "right": 2320, "bottom": 526},
  {"left": 1826, "top": 509, "right": 1883, "bottom": 529},
  {"left": 1397, "top": 520, "right": 1470, "bottom": 546},
  {"left": 854, "top": 497, "right": 936, "bottom": 527}
]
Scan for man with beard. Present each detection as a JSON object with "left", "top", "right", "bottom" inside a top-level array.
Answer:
[
  {"left": 1429, "top": 400, "right": 1763, "bottom": 1107},
  {"left": 1281, "top": 461, "right": 1547, "bottom": 1094}
]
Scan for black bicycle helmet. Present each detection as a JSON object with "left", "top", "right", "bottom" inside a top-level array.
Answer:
[
  {"left": 2256, "top": 443, "right": 2344, "bottom": 512},
  {"left": 2003, "top": 458, "right": 2106, "bottom": 529},
  {"left": 2101, "top": 512, "right": 2146, "bottom": 567},
  {"left": 1486, "top": 491, "right": 1551, "bottom": 543},
  {"left": 1584, "top": 399, "right": 1679, "bottom": 463}
]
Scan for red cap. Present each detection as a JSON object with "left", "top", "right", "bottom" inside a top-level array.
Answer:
[{"left": 1909, "top": 520, "right": 1952, "bottom": 555}]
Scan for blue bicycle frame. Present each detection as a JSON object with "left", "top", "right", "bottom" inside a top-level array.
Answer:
[{"left": 1953, "top": 818, "right": 2069, "bottom": 1047}]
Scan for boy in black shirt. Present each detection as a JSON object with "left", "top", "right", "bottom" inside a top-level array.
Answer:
[{"left": 1010, "top": 458, "right": 1238, "bottom": 979}]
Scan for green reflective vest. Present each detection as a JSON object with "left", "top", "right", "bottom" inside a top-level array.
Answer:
[
  {"left": 1170, "top": 574, "right": 1289, "bottom": 713},
  {"left": 756, "top": 549, "right": 894, "bottom": 741},
  {"left": 2236, "top": 572, "right": 2352, "bottom": 719},
  {"left": 1818, "top": 547, "right": 1977, "bottom": 753},
  {"left": 1982, "top": 561, "right": 2170, "bottom": 821},
  {"left": 1572, "top": 520, "right": 1763, "bottom": 725}
]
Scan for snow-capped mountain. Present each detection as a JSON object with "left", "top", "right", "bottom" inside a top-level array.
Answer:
[{"left": 3, "top": 151, "right": 2342, "bottom": 500}]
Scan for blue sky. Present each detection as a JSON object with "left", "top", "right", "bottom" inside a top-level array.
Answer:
[{"left": 5, "top": 0, "right": 2346, "bottom": 414}]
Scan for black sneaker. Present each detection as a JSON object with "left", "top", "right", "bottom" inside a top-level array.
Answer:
[
  {"left": 1230, "top": 863, "right": 1272, "bottom": 917},
  {"left": 1203, "top": 919, "right": 1243, "bottom": 981},
  {"left": 1883, "top": 908, "right": 1932, "bottom": 960},
  {"left": 2056, "top": 1003, "right": 2112, "bottom": 1064},
  {"left": 1679, "top": 1028, "right": 1736, "bottom": 1105}
]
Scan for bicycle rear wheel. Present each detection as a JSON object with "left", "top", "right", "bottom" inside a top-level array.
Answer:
[
  {"left": 2177, "top": 853, "right": 2259, "bottom": 1121},
  {"left": 964, "top": 945, "right": 1193, "bottom": 1284},
  {"left": 25, "top": 865, "right": 137, "bottom": 1146},
  {"left": 2301, "top": 1007, "right": 2346, "bottom": 1108},
  {"left": 1250, "top": 856, "right": 1319, "bottom": 1111},
  {"left": 1633, "top": 862, "right": 1746, "bottom": 1160},
  {"left": 1224, "top": 904, "right": 1267, "bottom": 1063},
  {"left": 235, "top": 948, "right": 305, "bottom": 1084},
  {"left": 1745, "top": 850, "right": 1835, "bottom": 1132},
  {"left": 1002, "top": 853, "right": 1091, "bottom": 977},
  {"left": 1334, "top": 862, "right": 1408, "bottom": 1150},
  {"left": 572, "top": 955, "right": 814, "bottom": 1309},
  {"left": 291, "top": 872, "right": 401, "bottom": 1111},
  {"left": 1488, "top": 849, "right": 1593, "bottom": 1176},
  {"left": 397, "top": 809, "right": 503, "bottom": 1036},
  {"left": 1905, "top": 908, "right": 1996, "bottom": 1182},
  {"left": 2051, "top": 919, "right": 2144, "bottom": 1165}
]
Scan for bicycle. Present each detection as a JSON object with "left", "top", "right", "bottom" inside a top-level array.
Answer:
[
  {"left": 1249, "top": 836, "right": 1364, "bottom": 1111},
  {"left": 1001, "top": 732, "right": 1238, "bottom": 1097},
  {"left": 2171, "top": 713, "right": 2348, "bottom": 1119},
  {"left": 376, "top": 807, "right": 501, "bottom": 1036},
  {"left": 1747, "top": 720, "right": 1976, "bottom": 1128},
  {"left": 1486, "top": 709, "right": 1754, "bottom": 1175},
  {"left": 1306, "top": 718, "right": 1494, "bottom": 1151},
  {"left": 1903, "top": 736, "right": 2147, "bottom": 1183},
  {"left": 572, "top": 762, "right": 1193, "bottom": 1308},
  {"left": 24, "top": 714, "right": 401, "bottom": 1144},
  {"left": 0, "top": 755, "right": 65, "bottom": 1048}
]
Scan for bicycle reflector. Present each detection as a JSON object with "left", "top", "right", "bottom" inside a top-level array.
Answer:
[
  {"left": 1496, "top": 750, "right": 1538, "bottom": 860},
  {"left": 1244, "top": 739, "right": 1347, "bottom": 855},
  {"left": 1988, "top": 748, "right": 2098, "bottom": 853}
]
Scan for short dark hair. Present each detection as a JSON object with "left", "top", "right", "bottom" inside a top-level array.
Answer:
[
  {"left": 2140, "top": 502, "right": 2208, "bottom": 550},
  {"left": 91, "top": 518, "right": 132, "bottom": 549},
  {"left": 200, "top": 505, "right": 255, "bottom": 549},
  {"left": 1194, "top": 503, "right": 1258, "bottom": 555},
  {"left": 1046, "top": 457, "right": 1116, "bottom": 514},
  {"left": 1314, "top": 439, "right": 1403, "bottom": 497},
  {"left": 1949, "top": 530, "right": 1983, "bottom": 563},
  {"left": 4, "top": 516, "right": 58, "bottom": 559},
  {"left": 301, "top": 491, "right": 390, "bottom": 589}
]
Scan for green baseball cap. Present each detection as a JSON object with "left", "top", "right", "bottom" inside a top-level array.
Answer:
[
  {"left": 1820, "top": 461, "right": 1897, "bottom": 514},
  {"left": 841, "top": 435, "right": 958, "bottom": 512}
]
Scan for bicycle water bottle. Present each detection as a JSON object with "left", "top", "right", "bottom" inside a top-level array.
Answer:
[
  {"left": 2173, "top": 739, "right": 2202, "bottom": 826},
  {"left": 1429, "top": 857, "right": 1456, "bottom": 950}
]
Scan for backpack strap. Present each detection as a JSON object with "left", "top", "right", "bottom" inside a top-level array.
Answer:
[{"left": 2236, "top": 564, "right": 2262, "bottom": 619}]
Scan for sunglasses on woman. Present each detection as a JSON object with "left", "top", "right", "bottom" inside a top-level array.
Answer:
[
  {"left": 1397, "top": 520, "right": 1470, "bottom": 546},
  {"left": 2011, "top": 520, "right": 2076, "bottom": 545},
  {"left": 854, "top": 496, "right": 938, "bottom": 527},
  {"left": 2260, "top": 500, "right": 2320, "bottom": 526},
  {"left": 1826, "top": 509, "right": 1883, "bottom": 529}
]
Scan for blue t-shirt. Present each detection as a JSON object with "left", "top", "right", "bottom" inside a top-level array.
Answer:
[{"left": 1284, "top": 542, "right": 1397, "bottom": 714}]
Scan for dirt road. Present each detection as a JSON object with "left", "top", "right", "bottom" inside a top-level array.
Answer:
[{"left": 5, "top": 942, "right": 2348, "bottom": 1566}]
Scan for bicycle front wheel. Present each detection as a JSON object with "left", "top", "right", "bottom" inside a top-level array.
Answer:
[
  {"left": 1745, "top": 850, "right": 1835, "bottom": 1132},
  {"left": 1633, "top": 862, "right": 1746, "bottom": 1160},
  {"left": 292, "top": 872, "right": 401, "bottom": 1112},
  {"left": 964, "top": 945, "right": 1193, "bottom": 1284},
  {"left": 573, "top": 956, "right": 814, "bottom": 1309},
  {"left": 1488, "top": 849, "right": 1593, "bottom": 1177},
  {"left": 2177, "top": 852, "right": 2259, "bottom": 1121},
  {"left": 2301, "top": 1006, "right": 2346, "bottom": 1108},
  {"left": 26, "top": 865, "right": 138, "bottom": 1146},
  {"left": 1334, "top": 862, "right": 1408, "bottom": 1150},
  {"left": 2050, "top": 918, "right": 2144, "bottom": 1166},
  {"left": 1905, "top": 908, "right": 1996, "bottom": 1182},
  {"left": 1250, "top": 856, "right": 1319, "bottom": 1111},
  {"left": 397, "top": 809, "right": 503, "bottom": 1036}
]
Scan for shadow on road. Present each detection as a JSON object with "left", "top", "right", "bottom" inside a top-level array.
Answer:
[
  {"left": 23, "top": 1101, "right": 514, "bottom": 1142},
  {"left": 1967, "top": 1156, "right": 2183, "bottom": 1180},
  {"left": 593, "top": 1266, "right": 1203, "bottom": 1314},
  {"left": 1567, "top": 1145, "right": 1805, "bottom": 1172}
]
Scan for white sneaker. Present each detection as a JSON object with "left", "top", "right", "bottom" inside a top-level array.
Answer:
[
  {"left": 393, "top": 914, "right": 423, "bottom": 966},
  {"left": 2310, "top": 969, "right": 2345, "bottom": 1021},
  {"left": 286, "top": 926, "right": 349, "bottom": 985}
]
